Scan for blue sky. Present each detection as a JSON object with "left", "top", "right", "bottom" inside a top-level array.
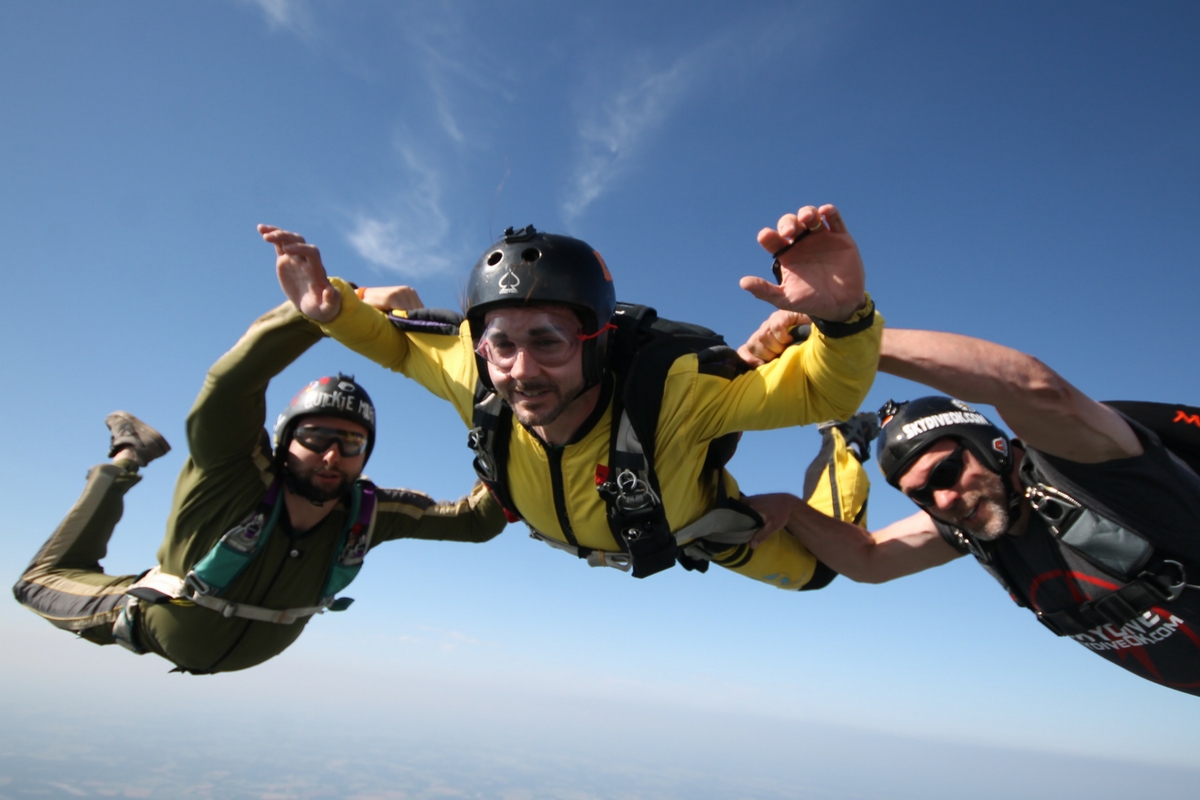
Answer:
[{"left": 2, "top": 1, "right": 1199, "bottom": 796}]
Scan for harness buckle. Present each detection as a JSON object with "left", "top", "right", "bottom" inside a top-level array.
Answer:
[
  {"left": 1092, "top": 592, "right": 1140, "bottom": 627},
  {"left": 1024, "top": 483, "right": 1082, "bottom": 536},
  {"left": 612, "top": 468, "right": 660, "bottom": 512},
  {"left": 1142, "top": 559, "right": 1189, "bottom": 602},
  {"left": 111, "top": 597, "right": 147, "bottom": 654},
  {"left": 584, "top": 550, "right": 631, "bottom": 570},
  {"left": 468, "top": 427, "right": 497, "bottom": 479},
  {"left": 952, "top": 528, "right": 992, "bottom": 563},
  {"left": 183, "top": 571, "right": 212, "bottom": 598}
]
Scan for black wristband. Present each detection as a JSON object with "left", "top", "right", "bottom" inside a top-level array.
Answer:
[{"left": 810, "top": 298, "right": 876, "bottom": 339}]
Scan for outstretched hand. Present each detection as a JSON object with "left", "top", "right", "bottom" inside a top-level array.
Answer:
[
  {"left": 359, "top": 285, "right": 424, "bottom": 313},
  {"left": 259, "top": 224, "right": 342, "bottom": 324},
  {"left": 737, "top": 309, "right": 810, "bottom": 366},
  {"left": 739, "top": 204, "right": 865, "bottom": 322}
]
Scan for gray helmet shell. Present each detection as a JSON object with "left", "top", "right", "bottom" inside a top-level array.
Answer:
[
  {"left": 465, "top": 225, "right": 616, "bottom": 387},
  {"left": 273, "top": 373, "right": 377, "bottom": 463},
  {"left": 876, "top": 396, "right": 1011, "bottom": 487}
]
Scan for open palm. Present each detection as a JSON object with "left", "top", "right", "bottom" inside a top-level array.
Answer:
[{"left": 740, "top": 204, "right": 866, "bottom": 322}]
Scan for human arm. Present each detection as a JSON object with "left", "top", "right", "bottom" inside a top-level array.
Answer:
[
  {"left": 747, "top": 493, "right": 963, "bottom": 583},
  {"left": 260, "top": 224, "right": 477, "bottom": 421},
  {"left": 186, "top": 302, "right": 323, "bottom": 469},
  {"left": 881, "top": 329, "right": 1142, "bottom": 463},
  {"left": 681, "top": 299, "right": 881, "bottom": 441},
  {"left": 737, "top": 309, "right": 809, "bottom": 367},
  {"left": 682, "top": 203, "right": 880, "bottom": 438},
  {"left": 261, "top": 223, "right": 421, "bottom": 330},
  {"left": 260, "top": 224, "right": 342, "bottom": 323},
  {"left": 739, "top": 204, "right": 866, "bottom": 323},
  {"left": 736, "top": 319, "right": 1141, "bottom": 464},
  {"left": 358, "top": 285, "right": 424, "bottom": 313},
  {"left": 371, "top": 482, "right": 508, "bottom": 545}
]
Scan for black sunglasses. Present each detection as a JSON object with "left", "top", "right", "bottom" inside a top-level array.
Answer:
[
  {"left": 293, "top": 425, "right": 368, "bottom": 457},
  {"left": 905, "top": 444, "right": 966, "bottom": 507}
]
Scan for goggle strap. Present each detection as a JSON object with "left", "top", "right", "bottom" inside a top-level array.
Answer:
[{"left": 577, "top": 322, "right": 617, "bottom": 341}]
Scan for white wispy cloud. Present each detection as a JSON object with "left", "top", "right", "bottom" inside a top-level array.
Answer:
[
  {"left": 560, "top": 14, "right": 804, "bottom": 222},
  {"left": 345, "top": 142, "right": 458, "bottom": 277},
  {"left": 410, "top": 39, "right": 478, "bottom": 146},
  {"left": 238, "top": 0, "right": 314, "bottom": 37},
  {"left": 562, "top": 56, "right": 696, "bottom": 222},
  {"left": 339, "top": 6, "right": 516, "bottom": 274}
]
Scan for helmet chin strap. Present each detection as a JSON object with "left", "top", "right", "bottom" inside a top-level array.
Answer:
[{"left": 1000, "top": 462, "right": 1026, "bottom": 533}]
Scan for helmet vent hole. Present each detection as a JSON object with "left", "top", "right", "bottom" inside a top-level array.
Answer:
[
  {"left": 521, "top": 248, "right": 541, "bottom": 263},
  {"left": 486, "top": 251, "right": 503, "bottom": 266}
]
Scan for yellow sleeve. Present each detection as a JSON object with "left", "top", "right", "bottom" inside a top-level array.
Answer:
[
  {"left": 706, "top": 422, "right": 872, "bottom": 590},
  {"left": 319, "top": 277, "right": 478, "bottom": 425},
  {"left": 682, "top": 297, "right": 884, "bottom": 441}
]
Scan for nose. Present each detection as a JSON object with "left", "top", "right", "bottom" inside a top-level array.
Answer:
[
  {"left": 930, "top": 486, "right": 961, "bottom": 511},
  {"left": 321, "top": 443, "right": 343, "bottom": 465},
  {"left": 508, "top": 348, "right": 541, "bottom": 380}
]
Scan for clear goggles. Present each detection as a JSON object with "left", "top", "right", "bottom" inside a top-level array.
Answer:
[
  {"left": 475, "top": 313, "right": 589, "bottom": 370},
  {"left": 293, "top": 425, "right": 368, "bottom": 457}
]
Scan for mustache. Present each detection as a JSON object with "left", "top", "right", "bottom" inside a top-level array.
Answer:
[{"left": 512, "top": 380, "right": 556, "bottom": 393}]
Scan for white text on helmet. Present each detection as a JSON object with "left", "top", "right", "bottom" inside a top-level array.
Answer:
[
  {"left": 302, "top": 391, "right": 375, "bottom": 425},
  {"left": 902, "top": 410, "right": 991, "bottom": 440}
]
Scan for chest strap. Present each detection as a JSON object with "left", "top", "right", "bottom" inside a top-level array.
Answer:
[
  {"left": 468, "top": 390, "right": 522, "bottom": 524},
  {"left": 124, "top": 480, "right": 377, "bottom": 624},
  {"left": 471, "top": 384, "right": 760, "bottom": 576},
  {"left": 595, "top": 409, "right": 677, "bottom": 577},
  {"left": 184, "top": 479, "right": 286, "bottom": 596},
  {"left": 956, "top": 461, "right": 1197, "bottom": 636},
  {"left": 526, "top": 503, "right": 762, "bottom": 572},
  {"left": 1020, "top": 459, "right": 1189, "bottom": 636},
  {"left": 127, "top": 568, "right": 342, "bottom": 625},
  {"left": 527, "top": 529, "right": 634, "bottom": 571},
  {"left": 1034, "top": 560, "right": 1191, "bottom": 636},
  {"left": 1021, "top": 461, "right": 1155, "bottom": 577}
]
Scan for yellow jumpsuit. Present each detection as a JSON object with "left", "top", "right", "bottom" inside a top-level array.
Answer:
[{"left": 320, "top": 279, "right": 882, "bottom": 589}]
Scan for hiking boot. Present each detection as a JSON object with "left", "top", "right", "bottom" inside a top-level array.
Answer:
[
  {"left": 106, "top": 412, "right": 171, "bottom": 467},
  {"left": 818, "top": 412, "right": 881, "bottom": 464}
]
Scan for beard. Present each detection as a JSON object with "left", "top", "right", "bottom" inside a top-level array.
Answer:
[
  {"left": 932, "top": 468, "right": 1014, "bottom": 541},
  {"left": 496, "top": 376, "right": 586, "bottom": 428},
  {"left": 959, "top": 493, "right": 1013, "bottom": 540},
  {"left": 283, "top": 460, "right": 354, "bottom": 503}
]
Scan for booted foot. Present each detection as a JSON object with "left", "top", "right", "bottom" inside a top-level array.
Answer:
[
  {"left": 818, "top": 412, "right": 881, "bottom": 463},
  {"left": 106, "top": 412, "right": 171, "bottom": 467}
]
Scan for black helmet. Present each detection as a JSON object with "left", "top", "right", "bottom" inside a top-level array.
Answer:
[
  {"left": 876, "top": 396, "right": 1011, "bottom": 488},
  {"left": 273, "top": 373, "right": 377, "bottom": 463},
  {"left": 465, "top": 225, "right": 616, "bottom": 387}
]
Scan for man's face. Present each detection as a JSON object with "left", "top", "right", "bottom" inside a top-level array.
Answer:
[
  {"left": 897, "top": 438, "right": 1013, "bottom": 540},
  {"left": 284, "top": 415, "right": 368, "bottom": 503},
  {"left": 478, "top": 306, "right": 587, "bottom": 428}
]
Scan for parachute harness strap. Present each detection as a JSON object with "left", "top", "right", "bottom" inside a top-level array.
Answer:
[
  {"left": 605, "top": 411, "right": 661, "bottom": 516},
  {"left": 595, "top": 407, "right": 677, "bottom": 578},
  {"left": 468, "top": 389, "right": 522, "bottom": 525},
  {"left": 1015, "top": 461, "right": 1195, "bottom": 636}
]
